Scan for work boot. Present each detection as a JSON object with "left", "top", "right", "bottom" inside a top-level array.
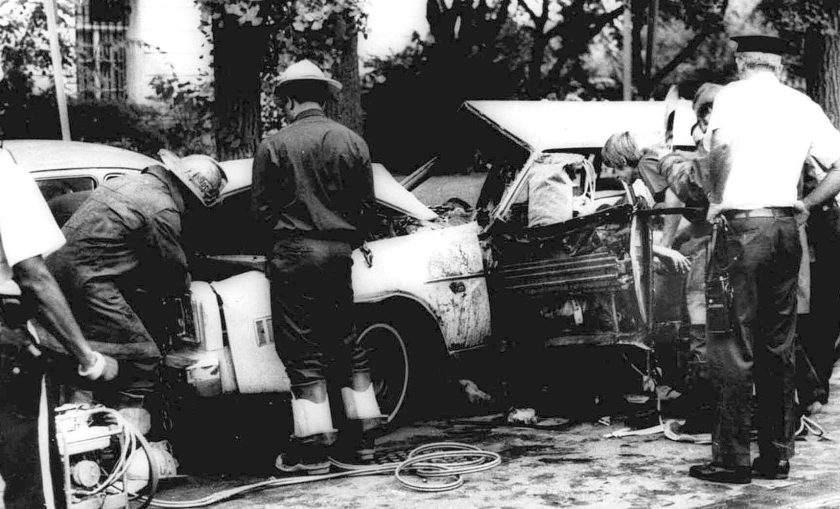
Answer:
[
  {"left": 277, "top": 381, "right": 337, "bottom": 476},
  {"left": 688, "top": 462, "right": 751, "bottom": 484},
  {"left": 276, "top": 434, "right": 333, "bottom": 475},
  {"left": 331, "top": 372, "right": 385, "bottom": 466},
  {"left": 751, "top": 457, "right": 790, "bottom": 480}
]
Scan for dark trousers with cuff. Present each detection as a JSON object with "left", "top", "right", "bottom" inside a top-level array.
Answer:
[
  {"left": 709, "top": 216, "right": 799, "bottom": 468},
  {"left": 802, "top": 205, "right": 840, "bottom": 402},
  {"left": 0, "top": 344, "right": 65, "bottom": 509},
  {"left": 268, "top": 236, "right": 370, "bottom": 391}
]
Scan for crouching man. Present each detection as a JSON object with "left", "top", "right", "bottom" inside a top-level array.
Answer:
[
  {"left": 252, "top": 60, "right": 384, "bottom": 474},
  {"left": 46, "top": 151, "right": 227, "bottom": 406},
  {"left": 0, "top": 147, "right": 119, "bottom": 508}
]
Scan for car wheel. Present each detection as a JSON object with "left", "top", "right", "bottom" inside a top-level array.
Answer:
[{"left": 357, "top": 321, "right": 410, "bottom": 424}]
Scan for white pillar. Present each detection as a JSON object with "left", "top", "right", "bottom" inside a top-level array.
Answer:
[{"left": 44, "top": 0, "right": 71, "bottom": 140}]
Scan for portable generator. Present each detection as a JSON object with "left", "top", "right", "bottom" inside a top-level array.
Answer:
[{"left": 54, "top": 404, "right": 158, "bottom": 509}]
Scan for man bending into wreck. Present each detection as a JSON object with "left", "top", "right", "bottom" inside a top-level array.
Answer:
[
  {"left": 0, "top": 146, "right": 119, "bottom": 508},
  {"left": 46, "top": 151, "right": 227, "bottom": 413}
]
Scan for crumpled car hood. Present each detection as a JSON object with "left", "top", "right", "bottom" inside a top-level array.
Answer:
[
  {"left": 218, "top": 159, "right": 439, "bottom": 222},
  {"left": 372, "top": 163, "right": 439, "bottom": 221}
]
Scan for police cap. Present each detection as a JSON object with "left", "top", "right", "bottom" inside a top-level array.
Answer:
[{"left": 731, "top": 34, "right": 790, "bottom": 55}]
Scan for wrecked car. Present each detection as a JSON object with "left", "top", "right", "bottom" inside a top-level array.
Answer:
[
  {"left": 176, "top": 100, "right": 698, "bottom": 422},
  {"left": 6, "top": 99, "right": 697, "bottom": 424},
  {"left": 3, "top": 139, "right": 452, "bottom": 421}
]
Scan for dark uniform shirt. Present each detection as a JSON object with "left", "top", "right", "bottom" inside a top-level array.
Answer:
[
  {"left": 251, "top": 108, "right": 374, "bottom": 247},
  {"left": 46, "top": 165, "right": 188, "bottom": 359}
]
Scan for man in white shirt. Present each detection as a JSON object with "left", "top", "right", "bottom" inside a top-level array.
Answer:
[
  {"left": 690, "top": 34, "right": 840, "bottom": 484},
  {"left": 0, "top": 147, "right": 118, "bottom": 508}
]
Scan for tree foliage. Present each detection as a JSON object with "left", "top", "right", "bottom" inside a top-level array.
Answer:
[
  {"left": 655, "top": 0, "right": 730, "bottom": 86},
  {"left": 0, "top": 0, "right": 74, "bottom": 83},
  {"left": 0, "top": 0, "right": 75, "bottom": 136},
  {"left": 194, "top": 0, "right": 367, "bottom": 158},
  {"left": 514, "top": 0, "right": 623, "bottom": 98},
  {"left": 760, "top": 0, "right": 840, "bottom": 126}
]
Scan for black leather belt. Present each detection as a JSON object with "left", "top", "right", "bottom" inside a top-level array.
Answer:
[{"left": 723, "top": 207, "right": 795, "bottom": 220}]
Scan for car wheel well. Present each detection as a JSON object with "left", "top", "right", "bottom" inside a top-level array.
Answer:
[
  {"left": 356, "top": 297, "right": 449, "bottom": 423},
  {"left": 359, "top": 298, "right": 449, "bottom": 359}
]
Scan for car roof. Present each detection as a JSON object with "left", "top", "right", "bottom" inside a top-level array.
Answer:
[
  {"left": 462, "top": 100, "right": 697, "bottom": 153},
  {"left": 2, "top": 139, "right": 158, "bottom": 172}
]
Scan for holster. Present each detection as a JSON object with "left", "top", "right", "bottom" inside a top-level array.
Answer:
[{"left": 705, "top": 219, "right": 733, "bottom": 334}]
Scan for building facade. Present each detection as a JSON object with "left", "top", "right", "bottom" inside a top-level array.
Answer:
[{"left": 72, "top": 0, "right": 211, "bottom": 104}]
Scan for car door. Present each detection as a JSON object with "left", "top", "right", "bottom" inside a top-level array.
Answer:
[{"left": 483, "top": 156, "right": 653, "bottom": 348}]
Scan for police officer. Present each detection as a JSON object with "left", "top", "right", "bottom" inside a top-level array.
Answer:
[
  {"left": 690, "top": 34, "right": 840, "bottom": 484},
  {"left": 0, "top": 146, "right": 119, "bottom": 508}
]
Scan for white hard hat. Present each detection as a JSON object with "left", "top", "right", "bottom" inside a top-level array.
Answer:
[
  {"left": 158, "top": 149, "right": 228, "bottom": 207},
  {"left": 275, "top": 59, "right": 342, "bottom": 97}
]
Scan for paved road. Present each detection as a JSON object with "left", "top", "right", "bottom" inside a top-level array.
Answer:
[{"left": 155, "top": 366, "right": 840, "bottom": 508}]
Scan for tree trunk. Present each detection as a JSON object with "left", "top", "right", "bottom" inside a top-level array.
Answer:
[
  {"left": 805, "top": 6, "right": 840, "bottom": 129},
  {"left": 211, "top": 15, "right": 269, "bottom": 160},
  {"left": 326, "top": 16, "right": 363, "bottom": 134},
  {"left": 527, "top": 34, "right": 548, "bottom": 98},
  {"left": 631, "top": 0, "right": 646, "bottom": 97}
]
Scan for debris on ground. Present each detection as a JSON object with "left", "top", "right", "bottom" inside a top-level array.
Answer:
[
  {"left": 458, "top": 379, "right": 494, "bottom": 406},
  {"left": 506, "top": 407, "right": 538, "bottom": 425}
]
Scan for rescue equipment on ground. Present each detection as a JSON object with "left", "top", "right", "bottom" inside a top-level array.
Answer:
[
  {"left": 602, "top": 418, "right": 711, "bottom": 444},
  {"left": 605, "top": 415, "right": 829, "bottom": 445},
  {"left": 143, "top": 442, "right": 501, "bottom": 507},
  {"left": 55, "top": 404, "right": 161, "bottom": 509},
  {"left": 797, "top": 415, "right": 829, "bottom": 441}
]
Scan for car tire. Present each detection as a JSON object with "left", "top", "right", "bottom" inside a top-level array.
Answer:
[{"left": 357, "top": 304, "right": 444, "bottom": 424}]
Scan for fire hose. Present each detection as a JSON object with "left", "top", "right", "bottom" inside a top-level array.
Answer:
[{"left": 141, "top": 442, "right": 502, "bottom": 508}]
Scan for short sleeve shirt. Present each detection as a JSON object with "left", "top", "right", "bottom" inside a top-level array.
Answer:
[
  {"left": 0, "top": 149, "right": 65, "bottom": 285},
  {"left": 637, "top": 151, "right": 668, "bottom": 203},
  {"left": 704, "top": 72, "right": 840, "bottom": 209}
]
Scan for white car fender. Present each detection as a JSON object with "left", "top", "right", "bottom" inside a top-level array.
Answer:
[{"left": 352, "top": 222, "right": 492, "bottom": 352}]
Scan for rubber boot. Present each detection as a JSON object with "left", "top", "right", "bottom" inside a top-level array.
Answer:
[
  {"left": 332, "top": 372, "right": 386, "bottom": 465},
  {"left": 276, "top": 381, "right": 337, "bottom": 475}
]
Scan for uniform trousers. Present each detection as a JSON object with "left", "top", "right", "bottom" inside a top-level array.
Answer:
[
  {"left": 268, "top": 236, "right": 370, "bottom": 388},
  {"left": 709, "top": 215, "right": 799, "bottom": 467}
]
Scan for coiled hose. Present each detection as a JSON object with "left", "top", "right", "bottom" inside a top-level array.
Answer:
[{"left": 143, "top": 442, "right": 501, "bottom": 508}]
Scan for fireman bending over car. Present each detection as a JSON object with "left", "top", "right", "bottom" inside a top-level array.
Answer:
[
  {"left": 601, "top": 95, "right": 714, "bottom": 430},
  {"left": 600, "top": 131, "right": 691, "bottom": 274},
  {"left": 45, "top": 151, "right": 227, "bottom": 408},
  {"left": 0, "top": 146, "right": 119, "bottom": 508},
  {"left": 251, "top": 60, "right": 384, "bottom": 475}
]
